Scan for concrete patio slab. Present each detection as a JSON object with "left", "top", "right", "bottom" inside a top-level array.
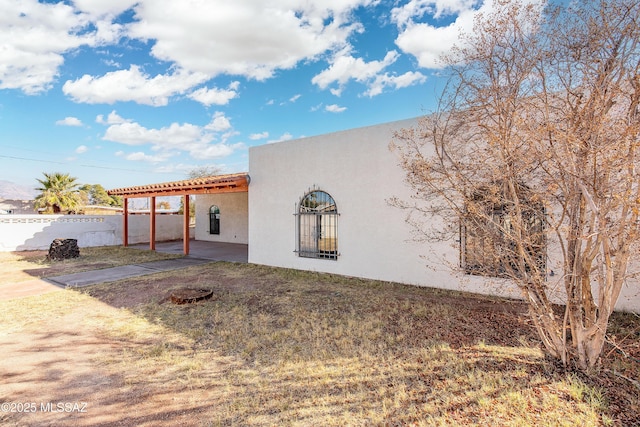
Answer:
[
  {"left": 130, "top": 240, "right": 248, "bottom": 263},
  {"left": 47, "top": 257, "right": 212, "bottom": 288}
]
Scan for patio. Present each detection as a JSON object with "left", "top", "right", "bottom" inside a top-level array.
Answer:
[{"left": 131, "top": 240, "right": 248, "bottom": 263}]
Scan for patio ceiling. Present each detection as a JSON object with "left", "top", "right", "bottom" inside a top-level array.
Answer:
[{"left": 107, "top": 172, "right": 250, "bottom": 198}]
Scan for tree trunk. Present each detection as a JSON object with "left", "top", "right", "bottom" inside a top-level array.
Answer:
[
  {"left": 524, "top": 287, "right": 566, "bottom": 363},
  {"left": 573, "top": 320, "right": 608, "bottom": 370}
]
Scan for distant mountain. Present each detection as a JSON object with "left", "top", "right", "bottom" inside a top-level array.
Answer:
[{"left": 0, "top": 180, "right": 36, "bottom": 200}]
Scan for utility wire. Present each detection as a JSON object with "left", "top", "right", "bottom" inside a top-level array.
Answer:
[
  {"left": 0, "top": 154, "right": 174, "bottom": 174},
  {"left": 0, "top": 154, "right": 65, "bottom": 165}
]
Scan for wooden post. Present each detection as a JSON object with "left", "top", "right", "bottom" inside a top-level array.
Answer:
[
  {"left": 123, "top": 198, "right": 129, "bottom": 247},
  {"left": 183, "top": 194, "right": 190, "bottom": 255},
  {"left": 150, "top": 196, "right": 156, "bottom": 251}
]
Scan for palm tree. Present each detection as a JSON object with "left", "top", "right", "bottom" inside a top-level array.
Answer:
[{"left": 34, "top": 172, "right": 81, "bottom": 214}]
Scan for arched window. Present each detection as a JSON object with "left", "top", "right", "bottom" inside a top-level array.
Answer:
[
  {"left": 209, "top": 205, "right": 220, "bottom": 235},
  {"left": 296, "top": 190, "right": 338, "bottom": 260}
]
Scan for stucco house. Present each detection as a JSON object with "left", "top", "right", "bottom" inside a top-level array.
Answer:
[
  {"left": 0, "top": 199, "right": 34, "bottom": 215},
  {"left": 108, "top": 117, "right": 639, "bottom": 313}
]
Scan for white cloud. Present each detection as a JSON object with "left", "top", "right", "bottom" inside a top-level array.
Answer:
[
  {"left": 195, "top": 143, "right": 242, "bottom": 160},
  {"left": 363, "top": 71, "right": 427, "bottom": 97},
  {"left": 104, "top": 121, "right": 208, "bottom": 147},
  {"left": 126, "top": 0, "right": 375, "bottom": 80},
  {"left": 249, "top": 132, "right": 269, "bottom": 140},
  {"left": 73, "top": 0, "right": 138, "bottom": 18},
  {"left": 96, "top": 110, "right": 130, "bottom": 125},
  {"left": 102, "top": 59, "right": 121, "bottom": 67},
  {"left": 204, "top": 112, "right": 232, "bottom": 132},
  {"left": 325, "top": 104, "right": 347, "bottom": 113},
  {"left": 312, "top": 50, "right": 400, "bottom": 96},
  {"left": 102, "top": 112, "right": 243, "bottom": 161},
  {"left": 4, "top": 0, "right": 446, "bottom": 103},
  {"left": 56, "top": 116, "right": 83, "bottom": 126},
  {"left": 188, "top": 81, "right": 240, "bottom": 106},
  {"left": 391, "top": 0, "right": 479, "bottom": 24},
  {"left": 124, "top": 151, "right": 175, "bottom": 163},
  {"left": 394, "top": 18, "right": 471, "bottom": 69},
  {"left": 63, "top": 65, "right": 208, "bottom": 106},
  {"left": 75, "top": 145, "right": 89, "bottom": 154},
  {"left": 0, "top": 0, "right": 123, "bottom": 94},
  {"left": 268, "top": 132, "right": 294, "bottom": 144},
  {"left": 391, "top": 0, "right": 541, "bottom": 69},
  {"left": 289, "top": 94, "right": 302, "bottom": 103}
]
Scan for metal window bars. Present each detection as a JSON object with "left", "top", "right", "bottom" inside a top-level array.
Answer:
[
  {"left": 295, "top": 189, "right": 339, "bottom": 260},
  {"left": 461, "top": 187, "right": 546, "bottom": 278}
]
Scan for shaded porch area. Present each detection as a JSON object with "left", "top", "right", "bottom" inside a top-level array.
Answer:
[
  {"left": 130, "top": 240, "right": 248, "bottom": 263},
  {"left": 108, "top": 173, "right": 249, "bottom": 256}
]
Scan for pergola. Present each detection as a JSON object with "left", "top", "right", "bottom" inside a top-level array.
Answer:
[{"left": 108, "top": 172, "right": 250, "bottom": 255}]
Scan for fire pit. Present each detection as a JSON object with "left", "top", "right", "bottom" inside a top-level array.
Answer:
[{"left": 170, "top": 288, "right": 214, "bottom": 304}]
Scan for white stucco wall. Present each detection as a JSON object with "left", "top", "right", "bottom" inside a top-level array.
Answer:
[
  {"left": 248, "top": 117, "right": 639, "bottom": 313},
  {"left": 126, "top": 214, "right": 185, "bottom": 245},
  {"left": 249, "top": 118, "right": 521, "bottom": 300},
  {"left": 194, "top": 192, "right": 248, "bottom": 244},
  {"left": 0, "top": 214, "right": 184, "bottom": 251}
]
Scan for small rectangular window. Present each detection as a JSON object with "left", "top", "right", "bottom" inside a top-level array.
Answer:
[{"left": 209, "top": 205, "right": 220, "bottom": 235}]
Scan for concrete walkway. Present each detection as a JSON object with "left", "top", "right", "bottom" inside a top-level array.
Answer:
[{"left": 47, "top": 257, "right": 213, "bottom": 288}]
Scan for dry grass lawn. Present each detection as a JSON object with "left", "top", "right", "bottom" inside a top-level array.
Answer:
[{"left": 0, "top": 247, "right": 638, "bottom": 426}]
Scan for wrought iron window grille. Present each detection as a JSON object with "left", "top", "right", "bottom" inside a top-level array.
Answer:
[
  {"left": 294, "top": 188, "right": 339, "bottom": 260},
  {"left": 460, "top": 183, "right": 546, "bottom": 279}
]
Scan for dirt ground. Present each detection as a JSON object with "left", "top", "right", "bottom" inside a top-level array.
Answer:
[
  {"left": 0, "top": 250, "right": 217, "bottom": 426},
  {"left": 0, "top": 290, "right": 228, "bottom": 426},
  {"left": 0, "top": 251, "right": 638, "bottom": 426}
]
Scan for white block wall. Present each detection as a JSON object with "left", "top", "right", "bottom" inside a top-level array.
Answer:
[{"left": 0, "top": 214, "right": 184, "bottom": 251}]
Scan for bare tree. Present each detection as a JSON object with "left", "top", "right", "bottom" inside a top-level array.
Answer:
[
  {"left": 392, "top": 0, "right": 640, "bottom": 370},
  {"left": 187, "top": 165, "right": 222, "bottom": 179}
]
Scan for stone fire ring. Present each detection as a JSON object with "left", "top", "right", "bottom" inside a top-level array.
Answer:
[{"left": 170, "top": 288, "right": 214, "bottom": 304}]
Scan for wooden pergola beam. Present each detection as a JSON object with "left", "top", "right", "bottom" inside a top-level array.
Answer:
[
  {"left": 110, "top": 184, "right": 248, "bottom": 198},
  {"left": 123, "top": 197, "right": 129, "bottom": 247},
  {"left": 107, "top": 173, "right": 250, "bottom": 198},
  {"left": 183, "top": 194, "right": 190, "bottom": 256},
  {"left": 150, "top": 196, "right": 156, "bottom": 251}
]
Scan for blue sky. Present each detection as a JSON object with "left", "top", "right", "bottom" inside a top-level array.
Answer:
[{"left": 0, "top": 0, "right": 505, "bottom": 191}]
